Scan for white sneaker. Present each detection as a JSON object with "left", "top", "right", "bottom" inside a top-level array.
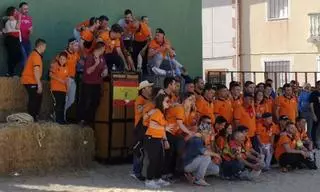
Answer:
[
  {"left": 156, "top": 178, "right": 171, "bottom": 186},
  {"left": 145, "top": 180, "right": 161, "bottom": 189}
]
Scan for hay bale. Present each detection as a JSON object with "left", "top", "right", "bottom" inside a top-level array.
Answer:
[
  {"left": 0, "top": 122, "right": 95, "bottom": 174},
  {"left": 0, "top": 77, "right": 53, "bottom": 121}
]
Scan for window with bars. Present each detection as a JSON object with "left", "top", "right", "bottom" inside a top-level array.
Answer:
[
  {"left": 207, "top": 72, "right": 226, "bottom": 86},
  {"left": 268, "top": 0, "right": 289, "bottom": 20},
  {"left": 265, "top": 60, "right": 290, "bottom": 89}
]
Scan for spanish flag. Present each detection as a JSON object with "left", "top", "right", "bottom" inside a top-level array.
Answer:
[{"left": 113, "top": 80, "right": 139, "bottom": 106}]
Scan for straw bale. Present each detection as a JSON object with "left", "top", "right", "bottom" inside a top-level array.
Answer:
[
  {"left": 0, "top": 122, "right": 95, "bottom": 174},
  {"left": 0, "top": 77, "right": 53, "bottom": 121}
]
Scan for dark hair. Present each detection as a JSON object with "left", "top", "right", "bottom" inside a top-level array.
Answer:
[
  {"left": 290, "top": 80, "right": 297, "bottom": 85},
  {"left": 264, "top": 83, "right": 272, "bottom": 89},
  {"left": 35, "top": 38, "right": 46, "bottom": 47},
  {"left": 316, "top": 80, "right": 320, "bottom": 85},
  {"left": 202, "top": 83, "right": 214, "bottom": 95},
  {"left": 151, "top": 87, "right": 162, "bottom": 99},
  {"left": 89, "top": 17, "right": 98, "bottom": 26},
  {"left": 244, "top": 81, "right": 255, "bottom": 88},
  {"left": 218, "top": 123, "right": 232, "bottom": 138},
  {"left": 141, "top": 16, "right": 148, "bottom": 20},
  {"left": 183, "top": 92, "right": 195, "bottom": 101},
  {"left": 94, "top": 41, "right": 105, "bottom": 50},
  {"left": 230, "top": 81, "right": 241, "bottom": 90},
  {"left": 83, "top": 41, "right": 93, "bottom": 49},
  {"left": 164, "top": 77, "right": 176, "bottom": 89},
  {"left": 296, "top": 116, "right": 306, "bottom": 123},
  {"left": 265, "top": 79, "right": 273, "bottom": 83},
  {"left": 111, "top": 24, "right": 124, "bottom": 33},
  {"left": 216, "top": 84, "right": 227, "bottom": 91},
  {"left": 257, "top": 82, "right": 265, "bottom": 87},
  {"left": 215, "top": 116, "right": 227, "bottom": 125},
  {"left": 99, "top": 15, "right": 109, "bottom": 22},
  {"left": 234, "top": 125, "right": 249, "bottom": 133},
  {"left": 124, "top": 9, "right": 132, "bottom": 15},
  {"left": 283, "top": 83, "right": 291, "bottom": 90},
  {"left": 19, "top": 2, "right": 28, "bottom": 8},
  {"left": 154, "top": 94, "right": 168, "bottom": 113},
  {"left": 6, "top": 6, "right": 16, "bottom": 17},
  {"left": 58, "top": 51, "right": 68, "bottom": 58},
  {"left": 255, "top": 90, "right": 265, "bottom": 104},
  {"left": 198, "top": 115, "right": 211, "bottom": 126},
  {"left": 193, "top": 76, "right": 203, "bottom": 85}
]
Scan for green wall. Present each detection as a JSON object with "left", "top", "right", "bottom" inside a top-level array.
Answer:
[{"left": 0, "top": 0, "right": 202, "bottom": 77}]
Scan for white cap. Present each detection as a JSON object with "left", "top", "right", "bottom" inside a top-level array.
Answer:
[{"left": 138, "top": 80, "right": 154, "bottom": 90}]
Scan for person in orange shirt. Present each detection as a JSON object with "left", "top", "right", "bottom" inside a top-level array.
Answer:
[
  {"left": 295, "top": 117, "right": 313, "bottom": 151},
  {"left": 21, "top": 38, "right": 47, "bottom": 121},
  {"left": 74, "top": 18, "right": 90, "bottom": 41},
  {"left": 162, "top": 77, "right": 179, "bottom": 105},
  {"left": 147, "top": 28, "right": 183, "bottom": 76},
  {"left": 196, "top": 83, "right": 215, "bottom": 124},
  {"left": 275, "top": 83, "right": 298, "bottom": 122},
  {"left": 50, "top": 52, "right": 69, "bottom": 124},
  {"left": 79, "top": 17, "right": 100, "bottom": 57},
  {"left": 214, "top": 84, "right": 233, "bottom": 123},
  {"left": 264, "top": 83, "right": 274, "bottom": 113},
  {"left": 254, "top": 90, "right": 268, "bottom": 120},
  {"left": 131, "top": 80, "right": 153, "bottom": 181},
  {"left": 275, "top": 122, "right": 317, "bottom": 172},
  {"left": 194, "top": 77, "right": 205, "bottom": 97},
  {"left": 256, "top": 113, "right": 277, "bottom": 170},
  {"left": 144, "top": 94, "right": 172, "bottom": 189},
  {"left": 229, "top": 81, "right": 242, "bottom": 109},
  {"left": 64, "top": 38, "right": 81, "bottom": 121},
  {"left": 133, "top": 16, "right": 152, "bottom": 66},
  {"left": 244, "top": 81, "right": 255, "bottom": 95}
]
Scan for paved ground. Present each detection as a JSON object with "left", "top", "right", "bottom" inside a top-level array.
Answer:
[{"left": 0, "top": 159, "right": 320, "bottom": 192}]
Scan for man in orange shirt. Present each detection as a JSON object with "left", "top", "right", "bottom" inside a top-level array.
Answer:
[
  {"left": 194, "top": 77, "right": 205, "bottom": 97},
  {"left": 163, "top": 77, "right": 179, "bottom": 105},
  {"left": 244, "top": 81, "right": 255, "bottom": 95},
  {"left": 196, "top": 83, "right": 215, "bottom": 124},
  {"left": 264, "top": 83, "right": 274, "bottom": 113},
  {"left": 214, "top": 84, "right": 233, "bottom": 123},
  {"left": 64, "top": 38, "right": 81, "bottom": 121},
  {"left": 21, "top": 38, "right": 46, "bottom": 121},
  {"left": 229, "top": 81, "right": 242, "bottom": 109},
  {"left": 275, "top": 83, "right": 298, "bottom": 122},
  {"left": 50, "top": 52, "right": 69, "bottom": 124},
  {"left": 147, "top": 28, "right": 183, "bottom": 76}
]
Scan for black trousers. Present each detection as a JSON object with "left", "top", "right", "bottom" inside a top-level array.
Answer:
[
  {"left": 4, "top": 35, "right": 22, "bottom": 76},
  {"left": 311, "top": 120, "right": 319, "bottom": 147},
  {"left": 104, "top": 53, "right": 125, "bottom": 72},
  {"left": 144, "top": 136, "right": 164, "bottom": 180},
  {"left": 24, "top": 84, "right": 42, "bottom": 121},
  {"left": 52, "top": 91, "right": 66, "bottom": 124},
  {"left": 78, "top": 83, "right": 101, "bottom": 124},
  {"left": 164, "top": 132, "right": 185, "bottom": 176},
  {"left": 279, "top": 153, "right": 316, "bottom": 169},
  {"left": 132, "top": 40, "right": 148, "bottom": 67}
]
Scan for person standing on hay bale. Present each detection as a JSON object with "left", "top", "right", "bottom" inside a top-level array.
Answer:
[
  {"left": 78, "top": 41, "right": 108, "bottom": 126},
  {"left": 21, "top": 38, "right": 47, "bottom": 121},
  {"left": 50, "top": 52, "right": 69, "bottom": 124}
]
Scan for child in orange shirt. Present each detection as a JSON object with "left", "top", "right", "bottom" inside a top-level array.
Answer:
[{"left": 50, "top": 52, "right": 69, "bottom": 124}]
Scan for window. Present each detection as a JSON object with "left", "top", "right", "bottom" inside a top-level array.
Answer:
[
  {"left": 268, "top": 0, "right": 289, "bottom": 20},
  {"left": 265, "top": 60, "right": 290, "bottom": 89},
  {"left": 207, "top": 71, "right": 226, "bottom": 86}
]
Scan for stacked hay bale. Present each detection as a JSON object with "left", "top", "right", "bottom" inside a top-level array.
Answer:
[
  {"left": 0, "top": 77, "right": 53, "bottom": 121},
  {"left": 0, "top": 122, "right": 95, "bottom": 174}
]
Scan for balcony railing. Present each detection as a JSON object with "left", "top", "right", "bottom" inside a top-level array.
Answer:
[{"left": 308, "top": 13, "right": 320, "bottom": 44}]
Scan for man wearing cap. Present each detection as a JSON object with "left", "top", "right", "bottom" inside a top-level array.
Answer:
[
  {"left": 147, "top": 28, "right": 183, "bottom": 76},
  {"left": 131, "top": 80, "right": 153, "bottom": 181},
  {"left": 256, "top": 112, "right": 277, "bottom": 170},
  {"left": 64, "top": 38, "right": 81, "bottom": 121}
]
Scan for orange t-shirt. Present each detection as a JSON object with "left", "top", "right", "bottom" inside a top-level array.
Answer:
[
  {"left": 255, "top": 102, "right": 268, "bottom": 119},
  {"left": 265, "top": 97, "right": 274, "bottom": 113},
  {"left": 275, "top": 134, "right": 296, "bottom": 160},
  {"left": 149, "top": 39, "right": 171, "bottom": 57},
  {"left": 216, "top": 136, "right": 226, "bottom": 151},
  {"left": 135, "top": 22, "right": 151, "bottom": 42},
  {"left": 134, "top": 95, "right": 148, "bottom": 127},
  {"left": 275, "top": 96, "right": 298, "bottom": 122},
  {"left": 65, "top": 50, "right": 80, "bottom": 78},
  {"left": 21, "top": 51, "right": 43, "bottom": 85},
  {"left": 80, "top": 29, "right": 94, "bottom": 42},
  {"left": 296, "top": 129, "right": 308, "bottom": 141},
  {"left": 142, "top": 102, "right": 156, "bottom": 127},
  {"left": 231, "top": 96, "right": 243, "bottom": 109},
  {"left": 214, "top": 99, "right": 233, "bottom": 123},
  {"left": 196, "top": 96, "right": 215, "bottom": 124},
  {"left": 145, "top": 109, "right": 167, "bottom": 139},
  {"left": 256, "top": 123, "right": 277, "bottom": 144},
  {"left": 50, "top": 62, "right": 69, "bottom": 92},
  {"left": 98, "top": 31, "right": 121, "bottom": 54},
  {"left": 234, "top": 105, "right": 256, "bottom": 137},
  {"left": 166, "top": 105, "right": 185, "bottom": 135}
]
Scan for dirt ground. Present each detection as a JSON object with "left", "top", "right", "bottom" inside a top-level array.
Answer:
[{"left": 0, "top": 156, "right": 320, "bottom": 192}]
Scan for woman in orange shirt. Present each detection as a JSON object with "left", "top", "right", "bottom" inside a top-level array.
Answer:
[
  {"left": 275, "top": 122, "right": 317, "bottom": 172},
  {"left": 144, "top": 94, "right": 172, "bottom": 189},
  {"left": 50, "top": 52, "right": 69, "bottom": 124}
]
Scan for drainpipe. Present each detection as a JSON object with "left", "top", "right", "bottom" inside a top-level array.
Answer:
[{"left": 236, "top": 0, "right": 241, "bottom": 72}]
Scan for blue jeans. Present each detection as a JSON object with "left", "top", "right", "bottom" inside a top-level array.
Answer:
[
  {"left": 133, "top": 153, "right": 143, "bottom": 176},
  {"left": 20, "top": 40, "right": 32, "bottom": 69}
]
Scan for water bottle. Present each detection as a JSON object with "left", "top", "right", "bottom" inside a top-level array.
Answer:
[{"left": 112, "top": 64, "right": 116, "bottom": 72}]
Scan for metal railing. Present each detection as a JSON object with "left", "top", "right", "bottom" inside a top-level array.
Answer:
[{"left": 206, "top": 71, "right": 320, "bottom": 90}]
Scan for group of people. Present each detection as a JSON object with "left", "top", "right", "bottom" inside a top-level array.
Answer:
[
  {"left": 1, "top": 2, "right": 185, "bottom": 124},
  {"left": 133, "top": 77, "right": 319, "bottom": 189}
]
